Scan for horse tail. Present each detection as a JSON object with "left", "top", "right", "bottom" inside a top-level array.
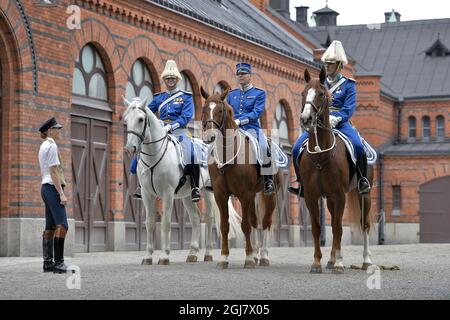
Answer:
[
  {"left": 346, "top": 189, "right": 374, "bottom": 233},
  {"left": 211, "top": 196, "right": 243, "bottom": 242}
]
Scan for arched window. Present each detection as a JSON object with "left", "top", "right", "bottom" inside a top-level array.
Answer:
[
  {"left": 272, "top": 101, "right": 289, "bottom": 142},
  {"left": 125, "top": 59, "right": 154, "bottom": 102},
  {"left": 72, "top": 44, "right": 107, "bottom": 101},
  {"left": 422, "top": 116, "right": 430, "bottom": 139},
  {"left": 408, "top": 116, "right": 416, "bottom": 139},
  {"left": 436, "top": 116, "right": 445, "bottom": 139},
  {"left": 178, "top": 72, "right": 193, "bottom": 93}
]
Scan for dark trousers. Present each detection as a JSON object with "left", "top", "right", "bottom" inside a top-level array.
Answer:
[{"left": 41, "top": 184, "right": 68, "bottom": 230}]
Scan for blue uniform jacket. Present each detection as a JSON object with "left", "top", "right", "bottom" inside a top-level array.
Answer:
[
  {"left": 325, "top": 76, "right": 356, "bottom": 126},
  {"left": 227, "top": 86, "right": 265, "bottom": 131},
  {"left": 147, "top": 89, "right": 193, "bottom": 132}
]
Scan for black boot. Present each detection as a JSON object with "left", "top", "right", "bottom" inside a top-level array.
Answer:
[
  {"left": 53, "top": 237, "right": 68, "bottom": 274},
  {"left": 42, "top": 235, "right": 54, "bottom": 273},
  {"left": 186, "top": 164, "right": 201, "bottom": 202},
  {"left": 205, "top": 179, "right": 214, "bottom": 192},
  {"left": 263, "top": 175, "right": 276, "bottom": 195},
  {"left": 356, "top": 152, "right": 371, "bottom": 194},
  {"left": 288, "top": 160, "right": 304, "bottom": 197},
  {"left": 133, "top": 185, "right": 142, "bottom": 199}
]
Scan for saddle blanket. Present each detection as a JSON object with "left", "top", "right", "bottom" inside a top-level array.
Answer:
[
  {"left": 240, "top": 129, "right": 289, "bottom": 169},
  {"left": 170, "top": 135, "right": 209, "bottom": 168},
  {"left": 298, "top": 129, "right": 377, "bottom": 166}
]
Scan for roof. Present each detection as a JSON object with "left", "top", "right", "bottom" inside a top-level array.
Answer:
[
  {"left": 380, "top": 141, "right": 450, "bottom": 156},
  {"left": 313, "top": 6, "right": 339, "bottom": 15},
  {"left": 304, "top": 18, "right": 450, "bottom": 100},
  {"left": 147, "top": 0, "right": 317, "bottom": 65}
]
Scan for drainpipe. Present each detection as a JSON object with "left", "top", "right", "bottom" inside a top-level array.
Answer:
[
  {"left": 378, "top": 153, "right": 385, "bottom": 245},
  {"left": 395, "top": 97, "right": 404, "bottom": 144}
]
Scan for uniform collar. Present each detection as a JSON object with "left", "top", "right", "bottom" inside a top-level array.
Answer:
[
  {"left": 326, "top": 73, "right": 343, "bottom": 88},
  {"left": 240, "top": 83, "right": 253, "bottom": 92},
  {"left": 167, "top": 87, "right": 181, "bottom": 96},
  {"left": 46, "top": 137, "right": 56, "bottom": 144}
]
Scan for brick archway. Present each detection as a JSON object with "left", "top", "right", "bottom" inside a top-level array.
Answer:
[
  {"left": 206, "top": 62, "right": 236, "bottom": 92},
  {"left": 274, "top": 83, "right": 297, "bottom": 145}
]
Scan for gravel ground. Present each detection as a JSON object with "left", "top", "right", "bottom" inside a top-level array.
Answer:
[{"left": 0, "top": 244, "right": 449, "bottom": 300}]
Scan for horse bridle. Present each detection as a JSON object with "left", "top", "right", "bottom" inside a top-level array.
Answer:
[
  {"left": 202, "top": 101, "right": 228, "bottom": 133},
  {"left": 125, "top": 106, "right": 167, "bottom": 147}
]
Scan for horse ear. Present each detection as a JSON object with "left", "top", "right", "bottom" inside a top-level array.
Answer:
[
  {"left": 304, "top": 69, "right": 311, "bottom": 83},
  {"left": 319, "top": 67, "right": 326, "bottom": 84},
  {"left": 200, "top": 86, "right": 210, "bottom": 100},
  {"left": 220, "top": 87, "right": 230, "bottom": 101},
  {"left": 122, "top": 95, "right": 131, "bottom": 107}
]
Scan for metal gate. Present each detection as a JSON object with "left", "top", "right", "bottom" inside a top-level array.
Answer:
[
  {"left": 419, "top": 176, "right": 450, "bottom": 243},
  {"left": 71, "top": 116, "right": 110, "bottom": 252}
]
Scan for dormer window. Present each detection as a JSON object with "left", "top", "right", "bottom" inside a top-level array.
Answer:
[{"left": 425, "top": 38, "right": 450, "bottom": 57}]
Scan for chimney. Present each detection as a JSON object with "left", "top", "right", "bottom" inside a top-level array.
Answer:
[
  {"left": 295, "top": 6, "right": 309, "bottom": 26},
  {"left": 313, "top": 5, "right": 339, "bottom": 27},
  {"left": 384, "top": 10, "right": 401, "bottom": 23},
  {"left": 269, "top": 0, "right": 290, "bottom": 18}
]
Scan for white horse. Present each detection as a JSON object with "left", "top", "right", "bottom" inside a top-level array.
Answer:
[{"left": 123, "top": 97, "right": 240, "bottom": 265}]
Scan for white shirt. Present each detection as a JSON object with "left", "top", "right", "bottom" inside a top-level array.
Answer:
[{"left": 39, "top": 138, "right": 60, "bottom": 185}]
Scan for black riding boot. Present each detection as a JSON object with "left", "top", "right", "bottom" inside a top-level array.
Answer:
[
  {"left": 288, "top": 161, "right": 304, "bottom": 197},
  {"left": 42, "top": 234, "right": 54, "bottom": 273},
  {"left": 53, "top": 237, "right": 68, "bottom": 274},
  {"left": 186, "top": 164, "right": 201, "bottom": 202},
  {"left": 356, "top": 152, "right": 371, "bottom": 194}
]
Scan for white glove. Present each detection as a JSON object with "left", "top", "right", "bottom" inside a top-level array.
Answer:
[
  {"left": 329, "top": 115, "right": 342, "bottom": 129},
  {"left": 234, "top": 119, "right": 241, "bottom": 126},
  {"left": 163, "top": 125, "right": 172, "bottom": 133}
]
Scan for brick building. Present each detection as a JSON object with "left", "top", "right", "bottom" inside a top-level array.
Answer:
[{"left": 1, "top": 0, "right": 448, "bottom": 257}]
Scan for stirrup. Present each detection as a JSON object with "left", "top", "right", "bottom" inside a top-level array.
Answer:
[
  {"left": 191, "top": 187, "right": 201, "bottom": 202},
  {"left": 358, "top": 177, "right": 371, "bottom": 194}
]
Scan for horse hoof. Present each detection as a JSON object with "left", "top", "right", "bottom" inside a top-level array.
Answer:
[
  {"left": 204, "top": 255, "right": 213, "bottom": 262},
  {"left": 186, "top": 255, "right": 198, "bottom": 263},
  {"left": 362, "top": 263, "right": 372, "bottom": 271},
  {"left": 141, "top": 258, "right": 152, "bottom": 265},
  {"left": 158, "top": 259, "right": 170, "bottom": 265},
  {"left": 310, "top": 265, "right": 322, "bottom": 274},
  {"left": 244, "top": 260, "right": 256, "bottom": 269},
  {"left": 216, "top": 261, "right": 229, "bottom": 269},
  {"left": 326, "top": 261, "right": 335, "bottom": 269},
  {"left": 332, "top": 267, "right": 345, "bottom": 274},
  {"left": 259, "top": 258, "right": 270, "bottom": 267}
]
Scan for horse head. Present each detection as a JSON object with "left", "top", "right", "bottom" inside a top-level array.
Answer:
[
  {"left": 200, "top": 86, "right": 234, "bottom": 144},
  {"left": 122, "top": 96, "right": 150, "bottom": 156},
  {"left": 300, "top": 68, "right": 331, "bottom": 132}
]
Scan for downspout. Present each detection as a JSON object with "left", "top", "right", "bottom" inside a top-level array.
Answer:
[{"left": 378, "top": 153, "right": 385, "bottom": 245}]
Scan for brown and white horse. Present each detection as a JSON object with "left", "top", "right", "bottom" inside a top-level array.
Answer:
[
  {"left": 201, "top": 88, "right": 281, "bottom": 269},
  {"left": 298, "top": 68, "right": 374, "bottom": 274}
]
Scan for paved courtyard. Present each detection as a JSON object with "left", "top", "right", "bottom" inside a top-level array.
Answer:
[{"left": 0, "top": 244, "right": 449, "bottom": 300}]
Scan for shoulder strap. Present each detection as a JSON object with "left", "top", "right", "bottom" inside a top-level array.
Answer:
[
  {"left": 329, "top": 77, "right": 347, "bottom": 94},
  {"left": 158, "top": 91, "right": 184, "bottom": 115}
]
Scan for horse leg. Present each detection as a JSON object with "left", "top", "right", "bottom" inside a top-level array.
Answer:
[
  {"left": 326, "top": 198, "right": 336, "bottom": 269},
  {"left": 251, "top": 226, "right": 260, "bottom": 264},
  {"left": 182, "top": 197, "right": 200, "bottom": 263},
  {"left": 158, "top": 194, "right": 174, "bottom": 265},
  {"left": 216, "top": 194, "right": 230, "bottom": 269},
  {"left": 202, "top": 191, "right": 215, "bottom": 262},
  {"left": 361, "top": 194, "right": 373, "bottom": 270},
  {"left": 305, "top": 196, "right": 322, "bottom": 273},
  {"left": 331, "top": 192, "right": 346, "bottom": 274},
  {"left": 260, "top": 193, "right": 275, "bottom": 267},
  {"left": 141, "top": 192, "right": 156, "bottom": 265},
  {"left": 241, "top": 196, "right": 256, "bottom": 269}
]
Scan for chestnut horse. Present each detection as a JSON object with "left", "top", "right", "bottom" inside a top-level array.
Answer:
[
  {"left": 298, "top": 68, "right": 374, "bottom": 274},
  {"left": 200, "top": 88, "right": 281, "bottom": 269}
]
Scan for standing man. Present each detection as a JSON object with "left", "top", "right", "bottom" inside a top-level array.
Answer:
[
  {"left": 38, "top": 117, "right": 68, "bottom": 273},
  {"left": 227, "top": 62, "right": 275, "bottom": 195},
  {"left": 131, "top": 60, "right": 201, "bottom": 202},
  {"left": 289, "top": 40, "right": 371, "bottom": 196}
]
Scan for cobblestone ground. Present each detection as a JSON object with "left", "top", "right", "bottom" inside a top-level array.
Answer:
[{"left": 0, "top": 244, "right": 449, "bottom": 300}]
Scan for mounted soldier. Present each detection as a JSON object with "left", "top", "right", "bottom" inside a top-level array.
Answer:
[
  {"left": 289, "top": 40, "right": 371, "bottom": 196},
  {"left": 131, "top": 60, "right": 201, "bottom": 202},
  {"left": 226, "top": 62, "right": 275, "bottom": 195}
]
